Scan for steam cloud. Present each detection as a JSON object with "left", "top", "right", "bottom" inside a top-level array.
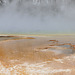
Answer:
[{"left": 0, "top": 0, "right": 75, "bottom": 34}]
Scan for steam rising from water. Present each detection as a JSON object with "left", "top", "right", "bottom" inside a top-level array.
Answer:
[{"left": 0, "top": 0, "right": 75, "bottom": 34}]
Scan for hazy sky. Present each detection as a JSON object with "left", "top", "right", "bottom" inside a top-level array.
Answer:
[{"left": 0, "top": 0, "right": 75, "bottom": 34}]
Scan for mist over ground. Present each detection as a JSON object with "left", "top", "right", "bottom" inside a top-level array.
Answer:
[{"left": 0, "top": 0, "right": 75, "bottom": 34}]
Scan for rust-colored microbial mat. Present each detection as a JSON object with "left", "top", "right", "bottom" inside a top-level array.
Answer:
[{"left": 0, "top": 35, "right": 75, "bottom": 75}]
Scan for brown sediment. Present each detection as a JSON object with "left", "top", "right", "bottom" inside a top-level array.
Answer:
[
  {"left": 0, "top": 35, "right": 15, "bottom": 37},
  {"left": 49, "top": 40, "right": 58, "bottom": 42},
  {"left": 24, "top": 37, "right": 35, "bottom": 39},
  {"left": 49, "top": 40, "right": 73, "bottom": 48},
  {"left": 37, "top": 47, "right": 51, "bottom": 50},
  {"left": 71, "top": 45, "right": 75, "bottom": 49},
  {"left": 7, "top": 37, "right": 35, "bottom": 41},
  {"left": 0, "top": 36, "right": 35, "bottom": 42}
]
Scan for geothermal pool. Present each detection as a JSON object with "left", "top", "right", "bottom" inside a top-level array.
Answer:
[{"left": 0, "top": 35, "right": 75, "bottom": 75}]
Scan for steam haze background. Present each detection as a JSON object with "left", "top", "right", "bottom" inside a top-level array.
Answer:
[{"left": 0, "top": 0, "right": 75, "bottom": 34}]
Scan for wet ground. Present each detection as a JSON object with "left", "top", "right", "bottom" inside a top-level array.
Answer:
[{"left": 0, "top": 35, "right": 75, "bottom": 75}]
